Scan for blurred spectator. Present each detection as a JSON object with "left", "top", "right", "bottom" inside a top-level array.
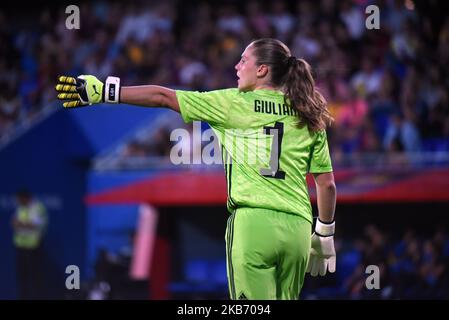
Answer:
[
  {"left": 383, "top": 109, "right": 421, "bottom": 154},
  {"left": 246, "top": 1, "right": 273, "bottom": 38},
  {"left": 11, "top": 189, "right": 48, "bottom": 299},
  {"left": 269, "top": 1, "right": 295, "bottom": 41},
  {"left": 350, "top": 57, "right": 383, "bottom": 99},
  {"left": 217, "top": 4, "right": 246, "bottom": 35},
  {"left": 339, "top": 0, "right": 365, "bottom": 40}
]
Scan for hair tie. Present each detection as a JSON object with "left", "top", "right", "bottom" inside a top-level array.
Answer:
[{"left": 288, "top": 56, "right": 297, "bottom": 66}]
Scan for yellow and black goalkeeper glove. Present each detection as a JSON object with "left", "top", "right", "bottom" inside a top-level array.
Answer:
[{"left": 55, "top": 75, "right": 121, "bottom": 108}]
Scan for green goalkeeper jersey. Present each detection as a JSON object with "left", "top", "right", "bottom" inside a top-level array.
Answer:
[{"left": 176, "top": 88, "right": 333, "bottom": 224}]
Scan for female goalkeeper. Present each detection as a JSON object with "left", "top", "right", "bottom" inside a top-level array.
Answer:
[{"left": 56, "top": 38, "right": 337, "bottom": 300}]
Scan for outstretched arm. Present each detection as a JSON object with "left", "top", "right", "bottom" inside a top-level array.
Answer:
[
  {"left": 55, "top": 75, "right": 180, "bottom": 112},
  {"left": 120, "top": 85, "right": 180, "bottom": 112}
]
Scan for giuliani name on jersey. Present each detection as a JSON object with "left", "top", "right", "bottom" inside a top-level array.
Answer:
[{"left": 254, "top": 99, "right": 299, "bottom": 117}]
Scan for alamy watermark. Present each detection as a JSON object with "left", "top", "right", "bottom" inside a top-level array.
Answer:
[
  {"left": 65, "top": 5, "right": 80, "bottom": 30},
  {"left": 365, "top": 265, "right": 380, "bottom": 290},
  {"left": 365, "top": 5, "right": 380, "bottom": 30},
  {"left": 169, "top": 121, "right": 281, "bottom": 171},
  {"left": 65, "top": 265, "right": 80, "bottom": 290}
]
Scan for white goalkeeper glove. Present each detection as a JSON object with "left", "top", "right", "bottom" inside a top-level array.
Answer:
[
  {"left": 55, "top": 75, "right": 121, "bottom": 108},
  {"left": 307, "top": 218, "right": 336, "bottom": 277}
]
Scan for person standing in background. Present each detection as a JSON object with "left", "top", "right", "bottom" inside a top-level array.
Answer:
[{"left": 11, "top": 189, "right": 48, "bottom": 299}]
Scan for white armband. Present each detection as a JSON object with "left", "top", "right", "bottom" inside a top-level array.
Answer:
[
  {"left": 105, "top": 76, "right": 121, "bottom": 103},
  {"left": 315, "top": 218, "right": 335, "bottom": 237}
]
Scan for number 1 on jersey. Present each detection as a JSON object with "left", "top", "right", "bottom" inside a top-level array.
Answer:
[{"left": 260, "top": 121, "right": 286, "bottom": 179}]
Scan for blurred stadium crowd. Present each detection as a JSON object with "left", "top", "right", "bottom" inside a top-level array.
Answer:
[
  {"left": 1, "top": 0, "right": 448, "bottom": 159},
  {"left": 303, "top": 224, "right": 449, "bottom": 299}
]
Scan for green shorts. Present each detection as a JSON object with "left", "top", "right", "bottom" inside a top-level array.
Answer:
[{"left": 225, "top": 207, "right": 311, "bottom": 300}]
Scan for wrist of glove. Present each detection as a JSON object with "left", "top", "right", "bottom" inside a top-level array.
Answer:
[
  {"left": 56, "top": 75, "right": 121, "bottom": 108},
  {"left": 306, "top": 218, "right": 336, "bottom": 277}
]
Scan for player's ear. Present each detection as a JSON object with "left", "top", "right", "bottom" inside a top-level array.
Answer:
[{"left": 256, "top": 64, "right": 269, "bottom": 78}]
